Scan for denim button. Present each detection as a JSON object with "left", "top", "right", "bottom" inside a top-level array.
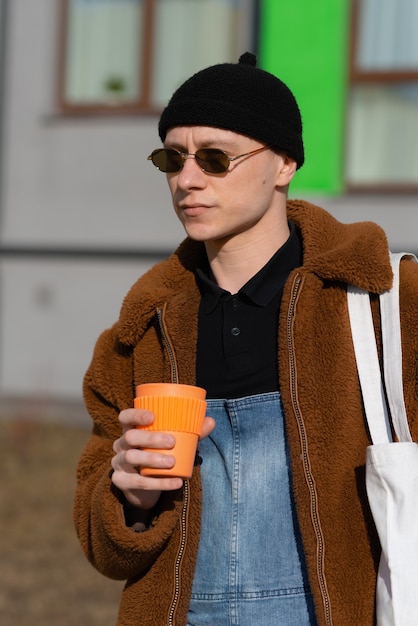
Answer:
[{"left": 231, "top": 327, "right": 240, "bottom": 336}]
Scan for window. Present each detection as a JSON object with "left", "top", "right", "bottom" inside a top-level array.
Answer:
[
  {"left": 347, "top": 0, "right": 418, "bottom": 190},
  {"left": 57, "top": 0, "right": 256, "bottom": 115}
]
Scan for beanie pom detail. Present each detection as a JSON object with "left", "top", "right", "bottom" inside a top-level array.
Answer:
[{"left": 239, "top": 52, "right": 257, "bottom": 67}]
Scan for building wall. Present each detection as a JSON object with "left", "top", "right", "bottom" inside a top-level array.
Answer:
[
  {"left": 0, "top": 0, "right": 417, "bottom": 404},
  {"left": 0, "top": 0, "right": 184, "bottom": 401}
]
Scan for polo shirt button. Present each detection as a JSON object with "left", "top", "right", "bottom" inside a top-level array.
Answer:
[{"left": 231, "top": 327, "right": 240, "bottom": 336}]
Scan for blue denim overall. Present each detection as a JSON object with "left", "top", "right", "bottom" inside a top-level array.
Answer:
[{"left": 187, "top": 392, "right": 317, "bottom": 626}]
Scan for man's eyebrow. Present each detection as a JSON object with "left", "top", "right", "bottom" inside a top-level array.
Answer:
[{"left": 163, "top": 141, "right": 185, "bottom": 150}]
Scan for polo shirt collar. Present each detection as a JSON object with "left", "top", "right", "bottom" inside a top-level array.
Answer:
[{"left": 196, "top": 221, "right": 302, "bottom": 313}]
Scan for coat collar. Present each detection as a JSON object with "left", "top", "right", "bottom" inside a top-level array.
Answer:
[
  {"left": 117, "top": 200, "right": 392, "bottom": 345},
  {"left": 287, "top": 199, "right": 392, "bottom": 292}
]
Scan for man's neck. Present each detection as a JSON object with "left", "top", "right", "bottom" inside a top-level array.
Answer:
[{"left": 205, "top": 220, "right": 290, "bottom": 294}]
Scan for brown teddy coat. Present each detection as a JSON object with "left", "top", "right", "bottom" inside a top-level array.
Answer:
[{"left": 74, "top": 200, "right": 418, "bottom": 625}]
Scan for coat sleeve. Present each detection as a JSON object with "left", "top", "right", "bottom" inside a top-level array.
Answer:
[{"left": 73, "top": 323, "right": 184, "bottom": 581}]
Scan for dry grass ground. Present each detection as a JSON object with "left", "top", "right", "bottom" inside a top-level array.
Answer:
[{"left": 0, "top": 416, "right": 124, "bottom": 626}]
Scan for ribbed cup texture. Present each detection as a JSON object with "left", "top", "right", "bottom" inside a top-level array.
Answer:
[{"left": 134, "top": 395, "right": 206, "bottom": 435}]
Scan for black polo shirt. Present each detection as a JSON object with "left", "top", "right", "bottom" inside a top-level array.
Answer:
[{"left": 196, "top": 221, "right": 303, "bottom": 399}]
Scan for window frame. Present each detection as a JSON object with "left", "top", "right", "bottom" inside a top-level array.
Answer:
[
  {"left": 56, "top": 0, "right": 159, "bottom": 116},
  {"left": 347, "top": 0, "right": 418, "bottom": 192},
  {"left": 56, "top": 0, "right": 257, "bottom": 117},
  {"left": 350, "top": 0, "right": 418, "bottom": 84}
]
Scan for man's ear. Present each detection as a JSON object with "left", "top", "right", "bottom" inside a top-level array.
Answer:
[{"left": 276, "top": 155, "right": 297, "bottom": 187}]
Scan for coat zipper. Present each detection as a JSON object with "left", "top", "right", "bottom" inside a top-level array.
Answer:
[
  {"left": 157, "top": 305, "right": 179, "bottom": 384},
  {"left": 286, "top": 276, "right": 333, "bottom": 626},
  {"left": 156, "top": 306, "right": 189, "bottom": 626},
  {"left": 168, "top": 479, "right": 190, "bottom": 626}
]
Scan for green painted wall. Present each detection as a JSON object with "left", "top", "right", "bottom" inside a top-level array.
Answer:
[{"left": 259, "top": 0, "right": 350, "bottom": 195}]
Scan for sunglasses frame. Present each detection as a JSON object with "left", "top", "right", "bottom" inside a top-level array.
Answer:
[{"left": 147, "top": 145, "right": 271, "bottom": 174}]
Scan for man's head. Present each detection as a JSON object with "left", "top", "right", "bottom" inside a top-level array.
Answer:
[{"left": 158, "top": 52, "right": 304, "bottom": 170}]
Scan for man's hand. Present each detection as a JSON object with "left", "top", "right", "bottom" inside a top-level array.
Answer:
[{"left": 111, "top": 408, "right": 215, "bottom": 511}]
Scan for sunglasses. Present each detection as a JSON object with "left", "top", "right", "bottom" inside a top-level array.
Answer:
[{"left": 147, "top": 145, "right": 271, "bottom": 174}]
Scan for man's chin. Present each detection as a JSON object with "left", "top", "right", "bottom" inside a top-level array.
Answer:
[{"left": 182, "top": 225, "right": 213, "bottom": 242}]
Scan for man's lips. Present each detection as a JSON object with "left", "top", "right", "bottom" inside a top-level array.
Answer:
[{"left": 178, "top": 204, "right": 210, "bottom": 216}]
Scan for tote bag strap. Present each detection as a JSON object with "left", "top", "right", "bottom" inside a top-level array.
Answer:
[
  {"left": 347, "top": 283, "right": 392, "bottom": 444},
  {"left": 347, "top": 252, "right": 416, "bottom": 444},
  {"left": 380, "top": 252, "right": 416, "bottom": 443}
]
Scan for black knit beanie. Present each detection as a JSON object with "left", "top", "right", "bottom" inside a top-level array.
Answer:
[{"left": 158, "top": 52, "right": 304, "bottom": 169}]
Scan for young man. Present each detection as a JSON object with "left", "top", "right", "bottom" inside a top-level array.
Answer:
[{"left": 74, "top": 54, "right": 418, "bottom": 625}]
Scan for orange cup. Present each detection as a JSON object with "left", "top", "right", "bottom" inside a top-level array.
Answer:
[{"left": 134, "top": 383, "right": 207, "bottom": 479}]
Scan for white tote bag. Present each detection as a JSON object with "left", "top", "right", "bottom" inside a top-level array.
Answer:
[{"left": 347, "top": 252, "right": 418, "bottom": 626}]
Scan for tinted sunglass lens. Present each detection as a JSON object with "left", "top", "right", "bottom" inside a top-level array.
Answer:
[
  {"left": 151, "top": 149, "right": 182, "bottom": 172},
  {"left": 195, "top": 149, "right": 230, "bottom": 173}
]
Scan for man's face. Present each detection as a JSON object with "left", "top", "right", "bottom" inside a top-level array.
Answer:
[{"left": 164, "top": 126, "right": 296, "bottom": 249}]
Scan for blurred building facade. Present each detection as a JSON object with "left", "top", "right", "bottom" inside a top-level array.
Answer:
[{"left": 0, "top": 0, "right": 417, "bottom": 404}]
